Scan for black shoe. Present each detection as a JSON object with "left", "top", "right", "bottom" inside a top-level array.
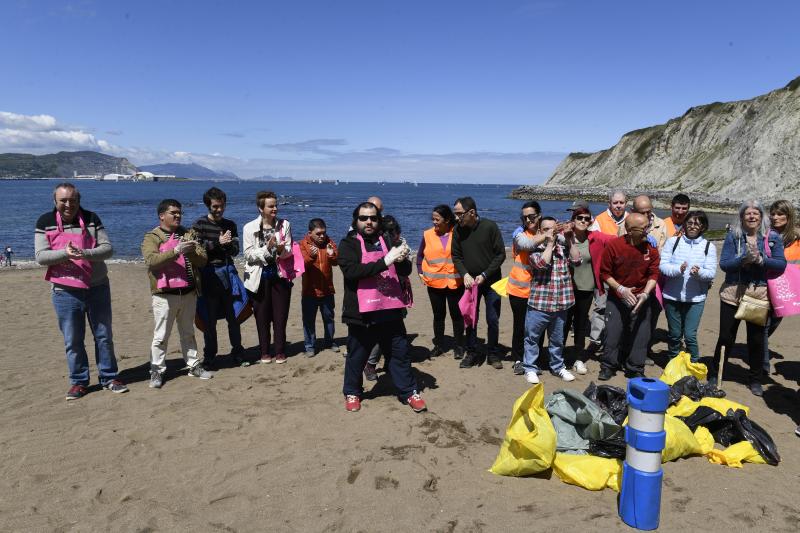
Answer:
[
  {"left": 512, "top": 361, "right": 524, "bottom": 375},
  {"left": 459, "top": 351, "right": 478, "bottom": 369},
  {"left": 487, "top": 354, "right": 503, "bottom": 370},
  {"left": 203, "top": 359, "right": 218, "bottom": 371},
  {"left": 598, "top": 367, "right": 615, "bottom": 381},
  {"left": 749, "top": 382, "right": 763, "bottom": 397},
  {"left": 624, "top": 369, "right": 645, "bottom": 379},
  {"left": 453, "top": 346, "right": 465, "bottom": 360},
  {"left": 430, "top": 345, "right": 444, "bottom": 358}
]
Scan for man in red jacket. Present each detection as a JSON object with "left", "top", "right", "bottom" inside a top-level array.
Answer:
[
  {"left": 299, "top": 218, "right": 339, "bottom": 356},
  {"left": 598, "top": 213, "right": 660, "bottom": 380}
]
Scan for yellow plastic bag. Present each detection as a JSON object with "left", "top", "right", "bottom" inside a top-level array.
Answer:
[
  {"left": 552, "top": 453, "right": 622, "bottom": 491},
  {"left": 693, "top": 426, "right": 715, "bottom": 455},
  {"left": 490, "top": 384, "right": 556, "bottom": 476},
  {"left": 659, "top": 351, "right": 708, "bottom": 385},
  {"left": 706, "top": 441, "right": 767, "bottom": 468},
  {"left": 667, "top": 396, "right": 750, "bottom": 418},
  {"left": 491, "top": 277, "right": 509, "bottom": 298},
  {"left": 662, "top": 415, "right": 704, "bottom": 462}
]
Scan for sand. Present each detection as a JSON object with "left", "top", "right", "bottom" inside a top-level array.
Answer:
[{"left": 1, "top": 257, "right": 799, "bottom": 532}]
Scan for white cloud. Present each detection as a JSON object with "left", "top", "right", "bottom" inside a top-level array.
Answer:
[{"left": 0, "top": 110, "right": 118, "bottom": 153}]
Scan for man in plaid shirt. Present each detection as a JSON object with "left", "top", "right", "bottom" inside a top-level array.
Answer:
[{"left": 515, "top": 216, "right": 582, "bottom": 384}]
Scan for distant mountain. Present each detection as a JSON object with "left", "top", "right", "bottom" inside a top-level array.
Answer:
[
  {"left": 539, "top": 75, "right": 800, "bottom": 201},
  {"left": 0, "top": 151, "right": 137, "bottom": 179},
  {"left": 139, "top": 163, "right": 239, "bottom": 180}
]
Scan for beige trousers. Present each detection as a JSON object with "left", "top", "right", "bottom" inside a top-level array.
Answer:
[{"left": 150, "top": 292, "right": 201, "bottom": 373}]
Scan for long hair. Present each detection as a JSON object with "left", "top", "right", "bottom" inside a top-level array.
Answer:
[
  {"left": 770, "top": 199, "right": 799, "bottom": 247},
  {"left": 731, "top": 199, "right": 769, "bottom": 240}
]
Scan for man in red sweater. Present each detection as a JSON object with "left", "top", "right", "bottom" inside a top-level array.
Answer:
[
  {"left": 299, "top": 218, "right": 339, "bottom": 356},
  {"left": 598, "top": 213, "right": 660, "bottom": 380}
]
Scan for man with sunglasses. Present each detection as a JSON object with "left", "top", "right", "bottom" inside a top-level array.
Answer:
[
  {"left": 337, "top": 202, "right": 426, "bottom": 413},
  {"left": 451, "top": 196, "right": 506, "bottom": 369}
]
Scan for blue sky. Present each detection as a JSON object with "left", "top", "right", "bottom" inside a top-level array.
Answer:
[{"left": 1, "top": 0, "right": 798, "bottom": 181}]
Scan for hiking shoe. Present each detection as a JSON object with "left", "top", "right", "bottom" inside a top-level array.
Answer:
[
  {"left": 749, "top": 382, "right": 763, "bottom": 397},
  {"left": 453, "top": 346, "right": 465, "bottom": 360},
  {"left": 104, "top": 379, "right": 129, "bottom": 394},
  {"left": 556, "top": 368, "right": 576, "bottom": 382},
  {"left": 512, "top": 361, "right": 524, "bottom": 375},
  {"left": 188, "top": 365, "right": 214, "bottom": 379},
  {"left": 364, "top": 362, "right": 378, "bottom": 382},
  {"left": 407, "top": 392, "right": 427, "bottom": 413},
  {"left": 430, "top": 345, "right": 444, "bottom": 358},
  {"left": 598, "top": 367, "right": 615, "bottom": 381},
  {"left": 345, "top": 395, "right": 361, "bottom": 412},
  {"left": 459, "top": 351, "right": 478, "bottom": 369},
  {"left": 65, "top": 384, "right": 88, "bottom": 401},
  {"left": 275, "top": 354, "right": 287, "bottom": 364},
  {"left": 525, "top": 371, "right": 540, "bottom": 384},
  {"left": 573, "top": 360, "right": 588, "bottom": 375},
  {"left": 487, "top": 354, "right": 503, "bottom": 370},
  {"left": 149, "top": 371, "right": 164, "bottom": 389},
  {"left": 260, "top": 355, "right": 275, "bottom": 364}
]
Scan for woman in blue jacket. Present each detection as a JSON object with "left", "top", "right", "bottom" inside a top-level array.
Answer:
[
  {"left": 711, "top": 200, "right": 786, "bottom": 396},
  {"left": 659, "top": 210, "right": 716, "bottom": 362}
]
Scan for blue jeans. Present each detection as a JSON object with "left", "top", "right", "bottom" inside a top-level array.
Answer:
[
  {"left": 466, "top": 282, "right": 501, "bottom": 352},
  {"left": 301, "top": 295, "right": 336, "bottom": 352},
  {"left": 523, "top": 307, "right": 567, "bottom": 374},
  {"left": 51, "top": 283, "right": 118, "bottom": 386},
  {"left": 663, "top": 299, "right": 706, "bottom": 361}
]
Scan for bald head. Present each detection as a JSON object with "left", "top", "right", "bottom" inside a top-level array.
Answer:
[
  {"left": 367, "top": 196, "right": 383, "bottom": 213},
  {"left": 633, "top": 195, "right": 653, "bottom": 213},
  {"left": 625, "top": 213, "right": 649, "bottom": 245}
]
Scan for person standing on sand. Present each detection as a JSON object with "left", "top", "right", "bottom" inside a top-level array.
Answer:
[
  {"left": 338, "top": 202, "right": 426, "bottom": 413},
  {"left": 767, "top": 200, "right": 800, "bottom": 339},
  {"left": 663, "top": 193, "right": 691, "bottom": 237},
  {"left": 451, "top": 196, "right": 506, "bottom": 369},
  {"left": 35, "top": 182, "right": 128, "bottom": 400},
  {"left": 299, "top": 218, "right": 339, "bottom": 356},
  {"left": 598, "top": 213, "right": 660, "bottom": 381},
  {"left": 142, "top": 199, "right": 214, "bottom": 389},
  {"left": 192, "top": 187, "right": 246, "bottom": 369},
  {"left": 4, "top": 245, "right": 12, "bottom": 266}
]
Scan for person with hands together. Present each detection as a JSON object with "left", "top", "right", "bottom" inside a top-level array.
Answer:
[{"left": 299, "top": 218, "right": 339, "bottom": 357}]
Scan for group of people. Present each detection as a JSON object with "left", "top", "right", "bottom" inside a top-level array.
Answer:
[{"left": 36, "top": 183, "right": 799, "bottom": 430}]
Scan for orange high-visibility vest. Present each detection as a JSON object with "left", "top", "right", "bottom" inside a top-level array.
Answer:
[
  {"left": 507, "top": 231, "right": 534, "bottom": 298},
  {"left": 784, "top": 239, "right": 800, "bottom": 264},
  {"left": 420, "top": 228, "right": 462, "bottom": 289},
  {"left": 664, "top": 216, "right": 681, "bottom": 238},
  {"left": 595, "top": 210, "right": 625, "bottom": 236}
]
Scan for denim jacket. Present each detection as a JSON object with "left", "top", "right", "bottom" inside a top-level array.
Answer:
[{"left": 719, "top": 231, "right": 786, "bottom": 286}]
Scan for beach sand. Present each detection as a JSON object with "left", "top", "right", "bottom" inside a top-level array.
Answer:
[{"left": 1, "top": 257, "right": 799, "bottom": 532}]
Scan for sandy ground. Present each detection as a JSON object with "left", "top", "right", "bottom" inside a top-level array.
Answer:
[{"left": 1, "top": 256, "right": 799, "bottom": 533}]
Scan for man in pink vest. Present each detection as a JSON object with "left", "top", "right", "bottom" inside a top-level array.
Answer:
[
  {"left": 337, "top": 202, "right": 426, "bottom": 413},
  {"left": 35, "top": 182, "right": 128, "bottom": 400}
]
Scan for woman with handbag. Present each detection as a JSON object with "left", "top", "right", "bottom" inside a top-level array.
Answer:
[
  {"left": 767, "top": 200, "right": 800, "bottom": 338},
  {"left": 243, "top": 191, "right": 294, "bottom": 364},
  {"left": 711, "top": 200, "right": 786, "bottom": 395},
  {"left": 659, "top": 210, "right": 716, "bottom": 362}
]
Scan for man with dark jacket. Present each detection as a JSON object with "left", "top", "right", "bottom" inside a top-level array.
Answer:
[
  {"left": 451, "top": 196, "right": 506, "bottom": 369},
  {"left": 337, "top": 202, "right": 426, "bottom": 413}
]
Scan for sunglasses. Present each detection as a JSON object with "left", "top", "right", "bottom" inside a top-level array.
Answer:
[
  {"left": 358, "top": 215, "right": 379, "bottom": 222},
  {"left": 521, "top": 214, "right": 540, "bottom": 222},
  {"left": 575, "top": 215, "right": 591, "bottom": 222}
]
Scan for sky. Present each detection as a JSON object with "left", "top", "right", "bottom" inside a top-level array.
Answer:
[{"left": 1, "top": 0, "right": 799, "bottom": 182}]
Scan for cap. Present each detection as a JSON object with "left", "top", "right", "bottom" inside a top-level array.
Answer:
[{"left": 566, "top": 200, "right": 590, "bottom": 211}]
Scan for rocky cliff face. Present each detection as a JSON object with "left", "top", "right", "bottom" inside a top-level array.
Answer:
[{"left": 544, "top": 76, "right": 800, "bottom": 201}]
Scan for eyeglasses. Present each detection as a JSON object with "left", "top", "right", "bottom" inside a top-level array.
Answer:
[
  {"left": 454, "top": 210, "right": 471, "bottom": 219},
  {"left": 521, "top": 214, "right": 539, "bottom": 222},
  {"left": 358, "top": 215, "right": 378, "bottom": 222},
  {"left": 685, "top": 220, "right": 703, "bottom": 227},
  {"left": 575, "top": 216, "right": 591, "bottom": 222}
]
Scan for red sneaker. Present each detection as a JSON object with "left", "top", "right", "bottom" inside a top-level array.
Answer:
[
  {"left": 275, "top": 354, "right": 287, "bottom": 364},
  {"left": 406, "top": 392, "right": 427, "bottom": 413},
  {"left": 65, "top": 384, "right": 88, "bottom": 401},
  {"left": 345, "top": 395, "right": 361, "bottom": 412}
]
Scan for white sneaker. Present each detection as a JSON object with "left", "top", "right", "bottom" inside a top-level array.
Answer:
[
  {"left": 573, "top": 361, "right": 588, "bottom": 375},
  {"left": 525, "top": 371, "right": 540, "bottom": 384},
  {"left": 557, "top": 368, "right": 576, "bottom": 382}
]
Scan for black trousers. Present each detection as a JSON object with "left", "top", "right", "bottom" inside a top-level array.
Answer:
[
  {"left": 427, "top": 286, "right": 465, "bottom": 348},
  {"left": 344, "top": 320, "right": 417, "bottom": 400},
  {"left": 602, "top": 293, "right": 652, "bottom": 373},
  {"left": 565, "top": 289, "right": 593, "bottom": 354},
  {"left": 712, "top": 301, "right": 769, "bottom": 383}
]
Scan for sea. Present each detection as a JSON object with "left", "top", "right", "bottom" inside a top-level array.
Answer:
[{"left": 1, "top": 180, "right": 735, "bottom": 261}]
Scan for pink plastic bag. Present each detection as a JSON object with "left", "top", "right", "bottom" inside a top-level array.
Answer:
[
  {"left": 459, "top": 284, "right": 479, "bottom": 329},
  {"left": 44, "top": 210, "right": 94, "bottom": 289},
  {"left": 155, "top": 233, "right": 190, "bottom": 290},
  {"left": 356, "top": 234, "right": 407, "bottom": 313},
  {"left": 277, "top": 221, "right": 305, "bottom": 281},
  {"left": 764, "top": 236, "right": 800, "bottom": 317}
]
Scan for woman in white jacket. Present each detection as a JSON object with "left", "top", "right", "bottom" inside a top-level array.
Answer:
[
  {"left": 243, "top": 191, "right": 293, "bottom": 364},
  {"left": 659, "top": 210, "right": 717, "bottom": 362}
]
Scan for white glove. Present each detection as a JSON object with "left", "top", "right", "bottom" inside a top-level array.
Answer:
[
  {"left": 384, "top": 246, "right": 404, "bottom": 266},
  {"left": 174, "top": 240, "right": 195, "bottom": 255}
]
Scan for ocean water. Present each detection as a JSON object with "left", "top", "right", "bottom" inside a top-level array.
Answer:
[{"left": 1, "top": 180, "right": 731, "bottom": 260}]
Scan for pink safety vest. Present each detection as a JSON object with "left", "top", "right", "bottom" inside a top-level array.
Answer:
[
  {"left": 355, "top": 234, "right": 407, "bottom": 313},
  {"left": 44, "top": 210, "right": 95, "bottom": 289}
]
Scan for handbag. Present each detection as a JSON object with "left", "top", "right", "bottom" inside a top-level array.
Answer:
[
  {"left": 734, "top": 293, "right": 770, "bottom": 326},
  {"left": 763, "top": 235, "right": 800, "bottom": 318}
]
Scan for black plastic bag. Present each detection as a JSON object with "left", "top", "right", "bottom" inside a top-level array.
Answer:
[
  {"left": 583, "top": 382, "right": 628, "bottom": 426},
  {"left": 731, "top": 409, "right": 780, "bottom": 466},
  {"left": 669, "top": 376, "right": 726, "bottom": 405},
  {"left": 588, "top": 434, "right": 627, "bottom": 459}
]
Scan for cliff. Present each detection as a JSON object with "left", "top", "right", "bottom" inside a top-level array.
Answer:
[{"left": 0, "top": 151, "right": 137, "bottom": 179}]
